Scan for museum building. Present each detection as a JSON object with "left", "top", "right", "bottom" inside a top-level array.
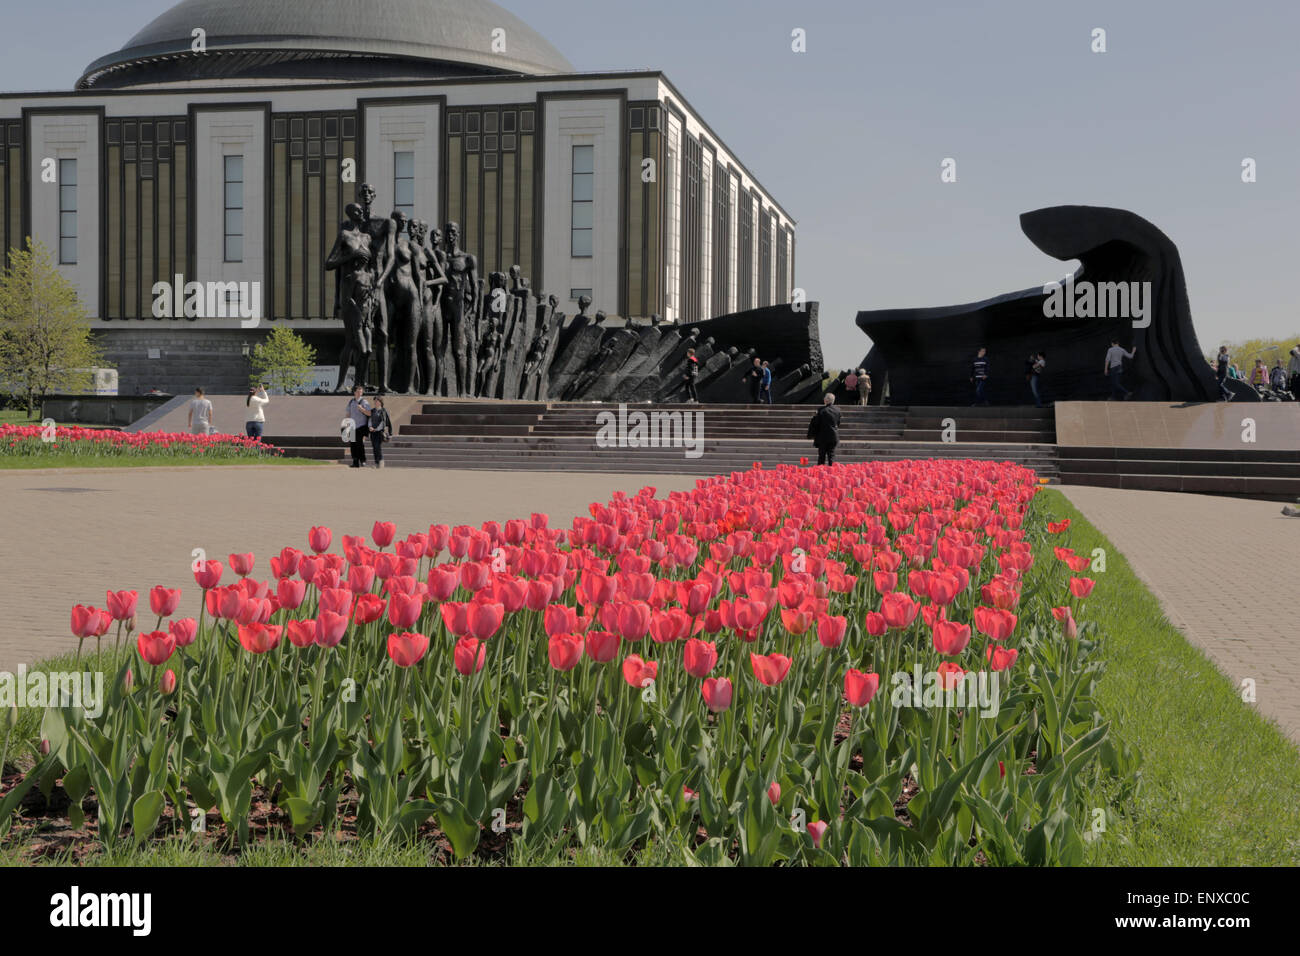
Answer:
[{"left": 0, "top": 0, "right": 796, "bottom": 393}]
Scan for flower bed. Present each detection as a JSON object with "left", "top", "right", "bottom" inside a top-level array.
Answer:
[
  {"left": 2, "top": 459, "right": 1138, "bottom": 865},
  {"left": 0, "top": 424, "right": 284, "bottom": 460}
]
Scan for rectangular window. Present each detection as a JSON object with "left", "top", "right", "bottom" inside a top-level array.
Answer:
[
  {"left": 223, "top": 154, "right": 243, "bottom": 263},
  {"left": 58, "top": 159, "right": 77, "bottom": 264},
  {"left": 394, "top": 150, "right": 415, "bottom": 218},
  {"left": 571, "top": 145, "right": 594, "bottom": 258},
  {"left": 570, "top": 288, "right": 592, "bottom": 302},
  {"left": 665, "top": 118, "right": 681, "bottom": 318}
]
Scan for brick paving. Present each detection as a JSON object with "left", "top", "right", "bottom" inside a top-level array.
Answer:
[
  {"left": 0, "top": 466, "right": 700, "bottom": 675},
  {"left": 1058, "top": 485, "right": 1300, "bottom": 743}
]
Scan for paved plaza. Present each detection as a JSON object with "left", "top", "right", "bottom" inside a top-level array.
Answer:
[
  {"left": 0, "top": 467, "right": 701, "bottom": 675},
  {"left": 1058, "top": 485, "right": 1300, "bottom": 743}
]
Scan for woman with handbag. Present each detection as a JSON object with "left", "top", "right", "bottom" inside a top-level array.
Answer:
[{"left": 368, "top": 397, "right": 394, "bottom": 468}]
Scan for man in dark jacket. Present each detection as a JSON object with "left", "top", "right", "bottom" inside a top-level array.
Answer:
[{"left": 808, "top": 392, "right": 842, "bottom": 465}]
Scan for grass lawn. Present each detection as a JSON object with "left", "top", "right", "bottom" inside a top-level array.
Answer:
[
  {"left": 2, "top": 486, "right": 1296, "bottom": 866},
  {"left": 1033, "top": 489, "right": 1300, "bottom": 866}
]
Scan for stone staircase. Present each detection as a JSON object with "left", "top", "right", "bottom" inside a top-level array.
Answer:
[{"left": 269, "top": 401, "right": 1061, "bottom": 479}]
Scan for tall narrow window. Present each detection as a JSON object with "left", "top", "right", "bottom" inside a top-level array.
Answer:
[
  {"left": 394, "top": 150, "right": 415, "bottom": 218},
  {"left": 223, "top": 155, "right": 243, "bottom": 263},
  {"left": 571, "top": 145, "right": 593, "bottom": 258},
  {"left": 58, "top": 159, "right": 77, "bottom": 265}
]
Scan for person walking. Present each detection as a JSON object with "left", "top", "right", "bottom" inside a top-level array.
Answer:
[
  {"left": 1287, "top": 345, "right": 1300, "bottom": 399},
  {"left": 856, "top": 369, "right": 871, "bottom": 406},
  {"left": 368, "top": 396, "right": 393, "bottom": 468},
  {"left": 245, "top": 385, "right": 269, "bottom": 439},
  {"left": 684, "top": 348, "right": 700, "bottom": 403},
  {"left": 1215, "top": 346, "right": 1233, "bottom": 402},
  {"left": 1103, "top": 340, "right": 1137, "bottom": 400},
  {"left": 759, "top": 361, "right": 773, "bottom": 405},
  {"left": 1030, "top": 352, "right": 1046, "bottom": 407},
  {"left": 970, "top": 348, "right": 990, "bottom": 405},
  {"left": 345, "top": 384, "right": 372, "bottom": 467},
  {"left": 807, "top": 392, "right": 842, "bottom": 466},
  {"left": 186, "top": 387, "right": 214, "bottom": 435}
]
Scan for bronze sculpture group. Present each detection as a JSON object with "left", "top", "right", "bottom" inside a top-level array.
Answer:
[{"left": 326, "top": 183, "right": 565, "bottom": 397}]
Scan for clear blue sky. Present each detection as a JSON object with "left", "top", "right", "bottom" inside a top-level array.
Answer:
[{"left": 4, "top": 0, "right": 1297, "bottom": 365}]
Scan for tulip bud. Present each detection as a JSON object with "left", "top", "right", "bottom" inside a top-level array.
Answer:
[
  {"left": 767, "top": 782, "right": 781, "bottom": 807},
  {"left": 123, "top": 668, "right": 134, "bottom": 691},
  {"left": 160, "top": 669, "right": 177, "bottom": 696},
  {"left": 39, "top": 739, "right": 51, "bottom": 756},
  {"left": 125, "top": 615, "right": 137, "bottom": 634}
]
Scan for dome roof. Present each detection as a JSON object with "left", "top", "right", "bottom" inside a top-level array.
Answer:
[{"left": 78, "top": 0, "right": 575, "bottom": 89}]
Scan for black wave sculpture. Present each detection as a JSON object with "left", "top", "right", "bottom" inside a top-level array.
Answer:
[{"left": 856, "top": 206, "right": 1220, "bottom": 405}]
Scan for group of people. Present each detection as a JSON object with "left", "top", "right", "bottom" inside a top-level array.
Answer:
[
  {"left": 185, "top": 385, "right": 270, "bottom": 438},
  {"left": 745, "top": 358, "right": 776, "bottom": 404},
  {"left": 1213, "top": 345, "right": 1299, "bottom": 402},
  {"left": 970, "top": 346, "right": 1052, "bottom": 406},
  {"left": 343, "top": 385, "right": 395, "bottom": 468}
]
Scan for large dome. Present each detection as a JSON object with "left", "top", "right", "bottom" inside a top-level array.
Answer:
[{"left": 78, "top": 0, "right": 575, "bottom": 89}]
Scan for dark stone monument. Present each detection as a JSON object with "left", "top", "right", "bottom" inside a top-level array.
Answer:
[{"left": 855, "top": 206, "right": 1219, "bottom": 405}]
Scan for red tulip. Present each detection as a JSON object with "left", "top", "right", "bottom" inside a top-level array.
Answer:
[
  {"left": 585, "top": 630, "right": 620, "bottom": 663},
  {"left": 459, "top": 561, "right": 491, "bottom": 592},
  {"left": 1069, "top": 577, "right": 1096, "bottom": 600},
  {"left": 750, "top": 652, "right": 792, "bottom": 687},
  {"left": 816, "top": 613, "right": 847, "bottom": 649},
  {"left": 159, "top": 669, "right": 177, "bottom": 696},
  {"left": 577, "top": 569, "right": 618, "bottom": 608},
  {"left": 228, "top": 553, "right": 255, "bottom": 577},
  {"left": 440, "top": 602, "right": 470, "bottom": 637},
  {"left": 548, "top": 633, "right": 584, "bottom": 672},
  {"left": 70, "top": 605, "right": 103, "bottom": 638},
  {"left": 314, "top": 611, "right": 348, "bottom": 648},
  {"left": 682, "top": 638, "right": 718, "bottom": 678},
  {"left": 168, "top": 617, "right": 198, "bottom": 647},
  {"left": 276, "top": 577, "right": 307, "bottom": 610},
  {"left": 986, "top": 645, "right": 1019, "bottom": 672},
  {"left": 149, "top": 586, "right": 181, "bottom": 617},
  {"left": 779, "top": 603, "right": 815, "bottom": 636},
  {"left": 194, "top": 559, "right": 223, "bottom": 590},
  {"left": 872, "top": 570, "right": 897, "bottom": 593},
  {"left": 613, "top": 601, "right": 652, "bottom": 642},
  {"left": 973, "top": 606, "right": 1017, "bottom": 642},
  {"left": 767, "top": 782, "right": 781, "bottom": 806},
  {"left": 387, "top": 631, "right": 429, "bottom": 668},
  {"left": 106, "top": 589, "right": 138, "bottom": 621},
  {"left": 319, "top": 587, "right": 354, "bottom": 618},
  {"left": 136, "top": 630, "right": 176, "bottom": 666},
  {"left": 864, "top": 611, "right": 887, "bottom": 637},
  {"left": 544, "top": 604, "right": 580, "bottom": 638},
  {"left": 454, "top": 636, "right": 487, "bottom": 676},
  {"left": 701, "top": 677, "right": 733, "bottom": 713},
  {"left": 387, "top": 591, "right": 424, "bottom": 629},
  {"left": 1047, "top": 519, "right": 1071, "bottom": 534},
  {"left": 880, "top": 592, "right": 919, "bottom": 630},
  {"left": 286, "top": 619, "right": 317, "bottom": 649},
  {"left": 237, "top": 623, "right": 282, "bottom": 655},
  {"left": 466, "top": 601, "right": 505, "bottom": 640},
  {"left": 932, "top": 619, "right": 971, "bottom": 656},
  {"left": 807, "top": 820, "right": 828, "bottom": 849},
  {"left": 372, "top": 521, "right": 397, "bottom": 548},
  {"left": 936, "top": 661, "right": 966, "bottom": 690},
  {"left": 1051, "top": 606, "right": 1078, "bottom": 639},
  {"left": 844, "top": 669, "right": 880, "bottom": 706},
  {"left": 308, "top": 526, "right": 332, "bottom": 554},
  {"left": 622, "top": 654, "right": 658, "bottom": 689},
  {"left": 353, "top": 593, "right": 387, "bottom": 625},
  {"left": 348, "top": 564, "right": 377, "bottom": 594}
]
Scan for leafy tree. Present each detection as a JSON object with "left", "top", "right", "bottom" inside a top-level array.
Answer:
[
  {"left": 0, "top": 238, "right": 109, "bottom": 416},
  {"left": 249, "top": 327, "right": 317, "bottom": 394}
]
